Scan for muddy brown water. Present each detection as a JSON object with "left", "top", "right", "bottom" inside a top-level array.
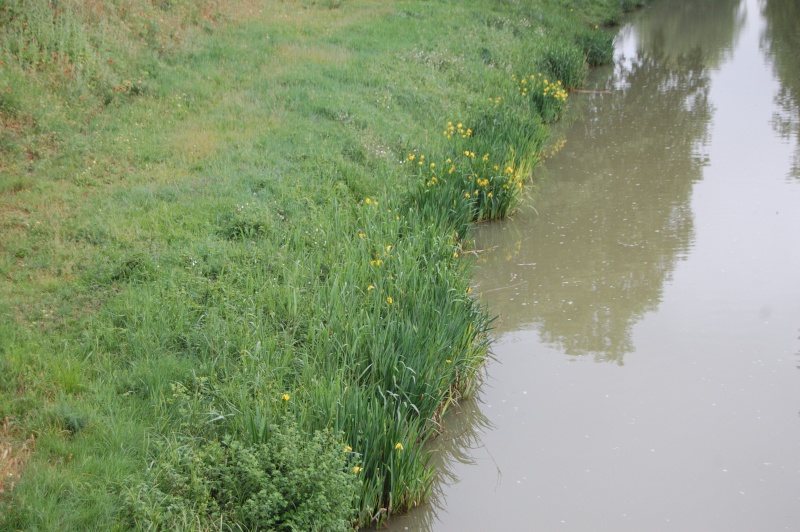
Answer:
[{"left": 388, "top": 0, "right": 800, "bottom": 530}]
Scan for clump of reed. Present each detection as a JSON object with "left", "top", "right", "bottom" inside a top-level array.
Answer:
[
  {"left": 515, "top": 72, "right": 570, "bottom": 123},
  {"left": 404, "top": 78, "right": 552, "bottom": 232}
]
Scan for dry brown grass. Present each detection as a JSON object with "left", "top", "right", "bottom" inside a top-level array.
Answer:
[
  {"left": 0, "top": 418, "right": 34, "bottom": 498},
  {"left": 172, "top": 126, "right": 222, "bottom": 165}
]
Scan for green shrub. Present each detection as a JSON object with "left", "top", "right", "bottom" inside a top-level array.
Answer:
[{"left": 124, "top": 421, "right": 360, "bottom": 531}]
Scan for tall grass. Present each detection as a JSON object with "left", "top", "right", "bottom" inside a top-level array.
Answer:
[{"left": 0, "top": 0, "right": 640, "bottom": 528}]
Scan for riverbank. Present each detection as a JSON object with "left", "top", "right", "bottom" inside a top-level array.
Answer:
[{"left": 0, "top": 0, "right": 641, "bottom": 528}]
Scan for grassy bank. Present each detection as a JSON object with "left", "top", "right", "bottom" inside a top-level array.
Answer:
[{"left": 1, "top": 0, "right": 641, "bottom": 528}]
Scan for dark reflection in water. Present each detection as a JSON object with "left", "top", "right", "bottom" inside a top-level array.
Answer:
[
  {"left": 761, "top": 0, "right": 800, "bottom": 178},
  {"left": 472, "top": 45, "right": 713, "bottom": 363},
  {"left": 468, "top": 0, "right": 748, "bottom": 364},
  {"left": 622, "top": 0, "right": 745, "bottom": 68}
]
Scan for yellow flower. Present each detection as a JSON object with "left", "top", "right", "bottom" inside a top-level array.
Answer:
[
  {"left": 445, "top": 359, "right": 452, "bottom": 364},
  {"left": 367, "top": 285, "right": 375, "bottom": 291},
  {"left": 281, "top": 393, "right": 290, "bottom": 401},
  {"left": 464, "top": 192, "right": 471, "bottom": 199},
  {"left": 386, "top": 245, "right": 392, "bottom": 251},
  {"left": 386, "top": 297, "right": 393, "bottom": 304},
  {"left": 395, "top": 442, "right": 404, "bottom": 451},
  {"left": 344, "top": 445, "right": 352, "bottom": 453},
  {"left": 365, "top": 197, "right": 372, "bottom": 204},
  {"left": 407, "top": 153, "right": 415, "bottom": 161},
  {"left": 358, "top": 232, "right": 365, "bottom": 239},
  {"left": 487, "top": 192, "right": 493, "bottom": 198},
  {"left": 429, "top": 163, "right": 435, "bottom": 169},
  {"left": 453, "top": 252, "right": 459, "bottom": 258},
  {"left": 353, "top": 466, "right": 362, "bottom": 474}
]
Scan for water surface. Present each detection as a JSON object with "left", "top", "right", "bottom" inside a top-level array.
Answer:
[{"left": 389, "top": 0, "right": 800, "bottom": 529}]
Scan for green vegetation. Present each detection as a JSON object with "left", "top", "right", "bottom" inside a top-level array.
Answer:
[
  {"left": 125, "top": 421, "right": 360, "bottom": 530},
  {"left": 1, "top": 0, "right": 643, "bottom": 528}
]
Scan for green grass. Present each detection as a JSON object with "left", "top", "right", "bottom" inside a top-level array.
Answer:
[{"left": 0, "top": 0, "right": 642, "bottom": 528}]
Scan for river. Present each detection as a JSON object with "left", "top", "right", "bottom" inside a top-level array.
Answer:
[{"left": 388, "top": 0, "right": 800, "bottom": 529}]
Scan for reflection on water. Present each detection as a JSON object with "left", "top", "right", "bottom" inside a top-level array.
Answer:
[
  {"left": 619, "top": 0, "right": 745, "bottom": 68},
  {"left": 761, "top": 0, "right": 800, "bottom": 178},
  {"left": 388, "top": 0, "right": 800, "bottom": 530},
  {"left": 472, "top": 41, "right": 712, "bottom": 363}
]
